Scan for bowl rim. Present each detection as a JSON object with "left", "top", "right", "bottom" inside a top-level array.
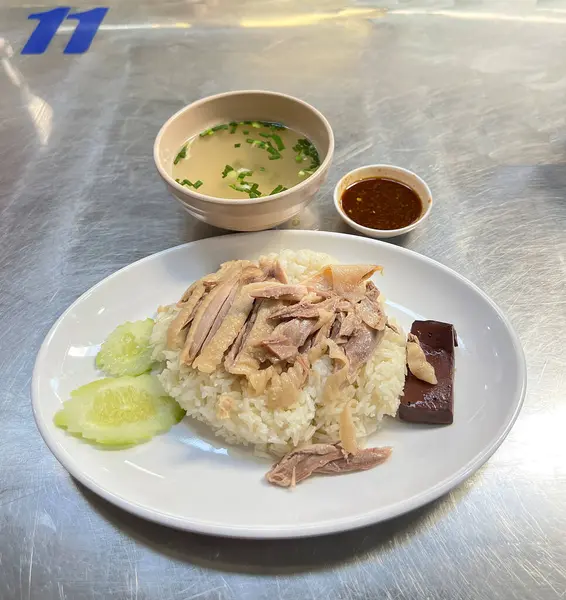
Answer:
[
  {"left": 333, "top": 164, "right": 433, "bottom": 236},
  {"left": 154, "top": 90, "right": 335, "bottom": 206}
]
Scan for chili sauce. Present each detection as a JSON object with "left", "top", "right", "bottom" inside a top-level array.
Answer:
[{"left": 341, "top": 177, "right": 422, "bottom": 230}]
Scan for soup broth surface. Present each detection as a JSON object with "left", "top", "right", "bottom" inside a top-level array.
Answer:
[{"left": 172, "top": 121, "right": 320, "bottom": 199}]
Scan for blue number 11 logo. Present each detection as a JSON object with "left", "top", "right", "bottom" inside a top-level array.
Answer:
[{"left": 22, "top": 7, "right": 109, "bottom": 54}]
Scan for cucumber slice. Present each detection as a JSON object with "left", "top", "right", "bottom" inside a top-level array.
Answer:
[
  {"left": 96, "top": 319, "right": 155, "bottom": 377},
  {"left": 54, "top": 375, "right": 185, "bottom": 446}
]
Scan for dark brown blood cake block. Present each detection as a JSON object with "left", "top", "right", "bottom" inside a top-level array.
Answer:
[{"left": 399, "top": 320, "right": 457, "bottom": 425}]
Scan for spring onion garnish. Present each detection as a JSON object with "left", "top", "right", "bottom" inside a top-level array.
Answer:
[
  {"left": 251, "top": 122, "right": 262, "bottom": 128},
  {"left": 193, "top": 180, "right": 203, "bottom": 189},
  {"left": 247, "top": 138, "right": 268, "bottom": 149},
  {"left": 229, "top": 183, "right": 252, "bottom": 193},
  {"left": 176, "top": 178, "right": 195, "bottom": 187},
  {"left": 237, "top": 169, "right": 253, "bottom": 181},
  {"left": 248, "top": 182, "right": 262, "bottom": 198},
  {"left": 234, "top": 143, "right": 241, "bottom": 148},
  {"left": 270, "top": 185, "right": 287, "bottom": 195},
  {"left": 255, "top": 131, "right": 285, "bottom": 151},
  {"left": 229, "top": 122, "right": 238, "bottom": 134},
  {"left": 222, "top": 164, "right": 234, "bottom": 178},
  {"left": 259, "top": 167, "right": 266, "bottom": 171},
  {"left": 229, "top": 180, "right": 263, "bottom": 198},
  {"left": 199, "top": 128, "right": 215, "bottom": 137},
  {"left": 299, "top": 169, "right": 315, "bottom": 177},
  {"left": 173, "top": 145, "right": 187, "bottom": 165},
  {"left": 270, "top": 133, "right": 285, "bottom": 151},
  {"left": 212, "top": 124, "right": 228, "bottom": 132},
  {"left": 243, "top": 130, "right": 250, "bottom": 135},
  {"left": 293, "top": 138, "right": 320, "bottom": 170},
  {"left": 270, "top": 122, "right": 285, "bottom": 130},
  {"left": 266, "top": 142, "right": 282, "bottom": 160}
]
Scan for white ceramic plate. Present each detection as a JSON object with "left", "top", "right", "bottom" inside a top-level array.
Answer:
[{"left": 32, "top": 231, "right": 526, "bottom": 538}]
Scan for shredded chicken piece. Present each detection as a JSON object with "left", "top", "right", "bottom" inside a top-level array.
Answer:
[
  {"left": 260, "top": 318, "right": 319, "bottom": 362},
  {"left": 187, "top": 277, "right": 240, "bottom": 363},
  {"left": 224, "top": 300, "right": 261, "bottom": 371},
  {"left": 322, "top": 339, "right": 350, "bottom": 403},
  {"left": 266, "top": 443, "right": 392, "bottom": 487},
  {"left": 329, "top": 312, "right": 345, "bottom": 343},
  {"left": 308, "top": 309, "right": 337, "bottom": 351},
  {"left": 167, "top": 282, "right": 207, "bottom": 349},
  {"left": 177, "top": 280, "right": 199, "bottom": 306},
  {"left": 250, "top": 283, "right": 310, "bottom": 302},
  {"left": 276, "top": 372, "right": 300, "bottom": 409},
  {"left": 356, "top": 295, "right": 387, "bottom": 331},
  {"left": 302, "top": 265, "right": 382, "bottom": 301},
  {"left": 261, "top": 308, "right": 335, "bottom": 364},
  {"left": 266, "top": 370, "right": 284, "bottom": 408},
  {"left": 226, "top": 299, "right": 278, "bottom": 376},
  {"left": 406, "top": 333, "right": 437, "bottom": 384},
  {"left": 259, "top": 257, "right": 288, "bottom": 283},
  {"left": 193, "top": 280, "right": 266, "bottom": 373},
  {"left": 179, "top": 260, "right": 246, "bottom": 305},
  {"left": 300, "top": 268, "right": 334, "bottom": 295},
  {"left": 265, "top": 444, "right": 344, "bottom": 487},
  {"left": 338, "top": 309, "right": 361, "bottom": 338},
  {"left": 339, "top": 402, "right": 358, "bottom": 455},
  {"left": 343, "top": 323, "right": 380, "bottom": 377},
  {"left": 326, "top": 265, "right": 382, "bottom": 299},
  {"left": 316, "top": 446, "right": 392, "bottom": 474},
  {"left": 199, "top": 260, "right": 253, "bottom": 289},
  {"left": 266, "top": 357, "right": 310, "bottom": 409},
  {"left": 180, "top": 264, "right": 244, "bottom": 364},
  {"left": 247, "top": 366, "right": 274, "bottom": 395},
  {"left": 268, "top": 297, "right": 329, "bottom": 320}
]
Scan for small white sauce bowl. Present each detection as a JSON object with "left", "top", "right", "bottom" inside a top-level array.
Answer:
[{"left": 334, "top": 164, "right": 433, "bottom": 239}]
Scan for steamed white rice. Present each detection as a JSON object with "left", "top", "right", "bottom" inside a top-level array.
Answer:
[{"left": 151, "top": 249, "right": 406, "bottom": 456}]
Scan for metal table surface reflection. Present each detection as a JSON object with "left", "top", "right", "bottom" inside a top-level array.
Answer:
[{"left": 1, "top": 1, "right": 565, "bottom": 598}]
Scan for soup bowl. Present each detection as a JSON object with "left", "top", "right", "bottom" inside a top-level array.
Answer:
[{"left": 154, "top": 90, "right": 334, "bottom": 232}]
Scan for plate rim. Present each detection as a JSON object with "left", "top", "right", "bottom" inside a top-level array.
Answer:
[{"left": 31, "top": 230, "right": 527, "bottom": 538}]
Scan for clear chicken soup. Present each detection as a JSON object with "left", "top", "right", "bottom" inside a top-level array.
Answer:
[{"left": 171, "top": 121, "right": 321, "bottom": 199}]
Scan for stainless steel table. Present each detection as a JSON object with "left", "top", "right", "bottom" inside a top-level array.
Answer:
[{"left": 1, "top": 1, "right": 565, "bottom": 598}]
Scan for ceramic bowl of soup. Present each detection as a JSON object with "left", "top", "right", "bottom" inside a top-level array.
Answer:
[{"left": 154, "top": 91, "right": 334, "bottom": 231}]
